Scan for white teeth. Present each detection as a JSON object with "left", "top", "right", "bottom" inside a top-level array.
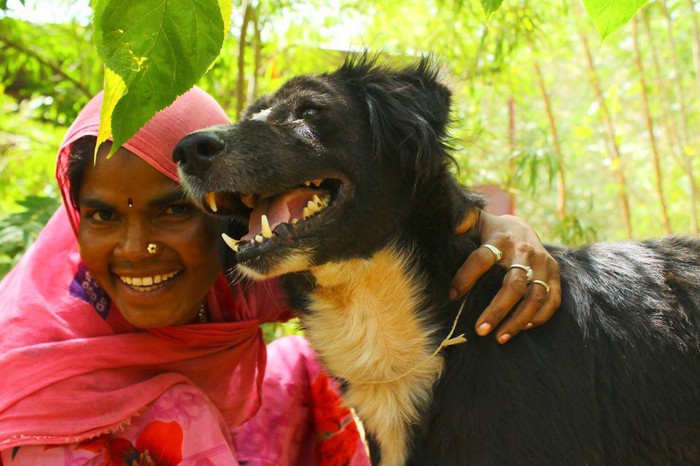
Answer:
[
  {"left": 205, "top": 192, "right": 218, "bottom": 212},
  {"left": 119, "top": 270, "right": 180, "bottom": 289},
  {"left": 255, "top": 235, "right": 264, "bottom": 243},
  {"left": 292, "top": 218, "right": 299, "bottom": 224},
  {"left": 261, "top": 215, "right": 273, "bottom": 238},
  {"left": 222, "top": 233, "right": 240, "bottom": 252},
  {"left": 302, "top": 207, "right": 312, "bottom": 220},
  {"left": 306, "top": 200, "right": 319, "bottom": 213},
  {"left": 304, "top": 179, "right": 323, "bottom": 187}
]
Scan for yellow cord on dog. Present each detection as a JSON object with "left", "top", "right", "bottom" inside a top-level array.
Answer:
[{"left": 358, "top": 297, "right": 468, "bottom": 385}]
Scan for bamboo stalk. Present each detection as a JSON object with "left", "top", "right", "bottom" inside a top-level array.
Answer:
[
  {"left": 631, "top": 17, "right": 672, "bottom": 234},
  {"left": 236, "top": 0, "right": 253, "bottom": 119},
  {"left": 533, "top": 59, "right": 567, "bottom": 220},
  {"left": 575, "top": 2, "right": 633, "bottom": 238}
]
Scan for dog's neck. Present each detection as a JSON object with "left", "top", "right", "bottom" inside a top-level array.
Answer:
[{"left": 302, "top": 244, "right": 447, "bottom": 466}]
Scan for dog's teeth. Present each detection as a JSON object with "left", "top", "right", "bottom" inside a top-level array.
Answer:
[
  {"left": 313, "top": 194, "right": 323, "bottom": 207},
  {"left": 306, "top": 200, "right": 320, "bottom": 213},
  {"left": 292, "top": 218, "right": 299, "bottom": 224},
  {"left": 261, "top": 215, "right": 273, "bottom": 238},
  {"left": 255, "top": 235, "right": 264, "bottom": 243},
  {"left": 311, "top": 179, "right": 323, "bottom": 187},
  {"left": 302, "top": 207, "right": 312, "bottom": 219},
  {"left": 322, "top": 194, "right": 331, "bottom": 204},
  {"left": 304, "top": 181, "right": 312, "bottom": 187},
  {"left": 241, "top": 194, "right": 255, "bottom": 208},
  {"left": 221, "top": 233, "right": 240, "bottom": 252},
  {"left": 205, "top": 192, "right": 218, "bottom": 212}
]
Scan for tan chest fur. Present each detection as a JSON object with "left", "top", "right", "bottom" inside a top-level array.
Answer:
[{"left": 304, "top": 246, "right": 445, "bottom": 466}]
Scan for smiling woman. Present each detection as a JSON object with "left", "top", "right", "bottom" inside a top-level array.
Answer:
[{"left": 72, "top": 142, "right": 221, "bottom": 328}]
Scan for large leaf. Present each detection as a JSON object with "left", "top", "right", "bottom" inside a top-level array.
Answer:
[
  {"left": 92, "top": 0, "right": 230, "bottom": 154},
  {"left": 583, "top": 0, "right": 650, "bottom": 41}
]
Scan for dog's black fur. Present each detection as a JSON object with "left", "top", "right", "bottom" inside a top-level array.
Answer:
[{"left": 174, "top": 56, "right": 700, "bottom": 465}]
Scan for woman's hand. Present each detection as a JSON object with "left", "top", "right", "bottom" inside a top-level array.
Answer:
[{"left": 450, "top": 208, "right": 561, "bottom": 344}]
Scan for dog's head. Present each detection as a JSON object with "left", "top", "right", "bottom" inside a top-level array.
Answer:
[{"left": 174, "top": 55, "right": 461, "bottom": 279}]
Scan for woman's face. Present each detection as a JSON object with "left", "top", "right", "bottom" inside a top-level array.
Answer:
[{"left": 77, "top": 145, "right": 222, "bottom": 328}]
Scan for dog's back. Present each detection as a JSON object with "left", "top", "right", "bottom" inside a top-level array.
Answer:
[
  {"left": 415, "top": 236, "right": 700, "bottom": 465},
  {"left": 175, "top": 56, "right": 700, "bottom": 465}
]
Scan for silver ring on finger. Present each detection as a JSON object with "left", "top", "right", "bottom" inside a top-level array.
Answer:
[
  {"left": 481, "top": 243, "right": 503, "bottom": 262},
  {"left": 507, "top": 264, "right": 533, "bottom": 283},
  {"left": 531, "top": 279, "right": 550, "bottom": 293}
]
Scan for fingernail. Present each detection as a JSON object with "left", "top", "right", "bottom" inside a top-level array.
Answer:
[
  {"left": 498, "top": 333, "right": 511, "bottom": 344},
  {"left": 477, "top": 323, "right": 491, "bottom": 336},
  {"left": 525, "top": 322, "right": 534, "bottom": 330}
]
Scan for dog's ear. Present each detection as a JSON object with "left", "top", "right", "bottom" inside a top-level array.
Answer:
[{"left": 334, "top": 55, "right": 454, "bottom": 184}]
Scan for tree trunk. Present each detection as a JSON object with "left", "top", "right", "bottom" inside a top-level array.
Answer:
[
  {"left": 575, "top": 4, "right": 633, "bottom": 238},
  {"left": 658, "top": 0, "right": 700, "bottom": 233},
  {"left": 236, "top": 0, "right": 254, "bottom": 119},
  {"left": 533, "top": 59, "right": 567, "bottom": 220},
  {"left": 631, "top": 17, "right": 672, "bottom": 233}
]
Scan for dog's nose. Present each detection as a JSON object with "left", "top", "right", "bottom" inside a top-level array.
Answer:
[{"left": 172, "top": 131, "right": 225, "bottom": 171}]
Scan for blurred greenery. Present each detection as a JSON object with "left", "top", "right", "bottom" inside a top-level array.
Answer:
[{"left": 1, "top": 1, "right": 699, "bottom": 316}]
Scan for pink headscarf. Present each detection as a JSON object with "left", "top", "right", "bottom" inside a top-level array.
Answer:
[
  {"left": 0, "top": 89, "right": 290, "bottom": 449},
  {"left": 56, "top": 87, "right": 229, "bottom": 233}
]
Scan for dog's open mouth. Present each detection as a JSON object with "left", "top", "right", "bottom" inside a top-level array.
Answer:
[{"left": 198, "top": 177, "right": 346, "bottom": 259}]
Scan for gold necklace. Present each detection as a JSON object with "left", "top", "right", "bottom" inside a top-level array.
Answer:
[{"left": 197, "top": 302, "right": 208, "bottom": 323}]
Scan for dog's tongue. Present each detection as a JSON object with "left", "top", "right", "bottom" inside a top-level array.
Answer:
[{"left": 242, "top": 188, "right": 319, "bottom": 240}]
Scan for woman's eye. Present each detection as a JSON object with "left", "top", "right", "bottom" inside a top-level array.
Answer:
[
  {"left": 164, "top": 203, "right": 192, "bottom": 215},
  {"left": 89, "top": 210, "right": 113, "bottom": 222}
]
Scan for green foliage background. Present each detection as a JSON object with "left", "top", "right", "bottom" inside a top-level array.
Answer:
[{"left": 1, "top": 0, "right": 699, "bottom": 283}]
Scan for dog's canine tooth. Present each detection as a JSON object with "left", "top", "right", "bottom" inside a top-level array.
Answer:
[
  {"left": 241, "top": 193, "right": 255, "bottom": 208},
  {"left": 306, "top": 200, "right": 320, "bottom": 213},
  {"left": 261, "top": 215, "right": 273, "bottom": 238},
  {"left": 311, "top": 179, "right": 323, "bottom": 187},
  {"left": 205, "top": 192, "right": 218, "bottom": 212},
  {"left": 221, "top": 233, "right": 240, "bottom": 252}
]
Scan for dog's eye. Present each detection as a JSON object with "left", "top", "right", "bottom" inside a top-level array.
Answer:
[{"left": 298, "top": 107, "right": 319, "bottom": 119}]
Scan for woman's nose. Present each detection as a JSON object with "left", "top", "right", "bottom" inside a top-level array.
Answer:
[{"left": 114, "top": 219, "right": 155, "bottom": 259}]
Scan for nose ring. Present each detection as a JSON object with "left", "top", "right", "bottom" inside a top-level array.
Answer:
[{"left": 147, "top": 243, "right": 158, "bottom": 254}]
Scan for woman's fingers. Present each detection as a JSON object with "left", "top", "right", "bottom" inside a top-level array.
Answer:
[
  {"left": 485, "top": 255, "right": 562, "bottom": 343},
  {"left": 449, "top": 245, "right": 499, "bottom": 300}
]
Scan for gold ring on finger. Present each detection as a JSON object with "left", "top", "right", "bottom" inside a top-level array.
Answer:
[
  {"left": 507, "top": 264, "right": 533, "bottom": 283},
  {"left": 481, "top": 244, "right": 503, "bottom": 262},
  {"left": 531, "top": 279, "right": 550, "bottom": 293}
]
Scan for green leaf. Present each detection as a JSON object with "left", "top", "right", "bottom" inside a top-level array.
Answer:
[
  {"left": 480, "top": 0, "right": 504, "bottom": 17},
  {"left": 583, "top": 0, "right": 650, "bottom": 41},
  {"left": 93, "top": 0, "right": 230, "bottom": 151}
]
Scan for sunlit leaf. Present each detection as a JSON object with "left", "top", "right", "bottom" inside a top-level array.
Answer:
[
  {"left": 480, "top": 0, "right": 504, "bottom": 17},
  {"left": 93, "top": 0, "right": 230, "bottom": 151},
  {"left": 96, "top": 67, "right": 126, "bottom": 158},
  {"left": 583, "top": 0, "right": 650, "bottom": 41}
]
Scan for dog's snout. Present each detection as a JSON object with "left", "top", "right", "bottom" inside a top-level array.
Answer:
[{"left": 172, "top": 131, "right": 225, "bottom": 171}]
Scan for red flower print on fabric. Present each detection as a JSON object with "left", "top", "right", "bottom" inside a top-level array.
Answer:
[
  {"left": 311, "top": 371, "right": 363, "bottom": 466},
  {"left": 75, "top": 420, "right": 184, "bottom": 465}
]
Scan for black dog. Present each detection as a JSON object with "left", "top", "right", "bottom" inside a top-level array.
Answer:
[{"left": 174, "top": 56, "right": 700, "bottom": 465}]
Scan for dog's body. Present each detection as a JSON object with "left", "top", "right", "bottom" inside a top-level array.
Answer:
[{"left": 175, "top": 57, "right": 700, "bottom": 465}]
